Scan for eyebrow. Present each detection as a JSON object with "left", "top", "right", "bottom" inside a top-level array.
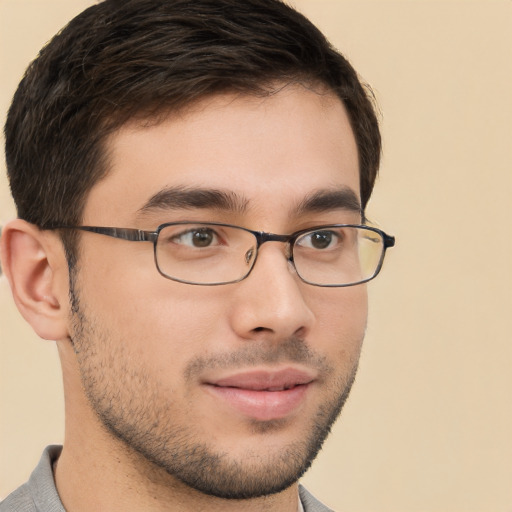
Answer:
[
  {"left": 295, "top": 187, "right": 362, "bottom": 217},
  {"left": 137, "top": 184, "right": 362, "bottom": 221},
  {"left": 137, "top": 186, "right": 249, "bottom": 216}
]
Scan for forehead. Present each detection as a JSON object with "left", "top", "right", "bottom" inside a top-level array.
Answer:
[{"left": 83, "top": 86, "right": 360, "bottom": 226}]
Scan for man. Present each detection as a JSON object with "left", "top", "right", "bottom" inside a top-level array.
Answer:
[{"left": 0, "top": 0, "right": 394, "bottom": 510}]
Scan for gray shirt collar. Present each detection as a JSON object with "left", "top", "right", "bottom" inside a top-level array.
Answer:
[{"left": 1, "top": 446, "right": 330, "bottom": 511}]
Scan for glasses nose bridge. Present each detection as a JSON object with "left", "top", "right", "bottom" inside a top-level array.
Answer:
[{"left": 253, "top": 231, "right": 295, "bottom": 259}]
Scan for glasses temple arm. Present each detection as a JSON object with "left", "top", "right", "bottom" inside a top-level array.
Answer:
[{"left": 54, "top": 226, "right": 158, "bottom": 242}]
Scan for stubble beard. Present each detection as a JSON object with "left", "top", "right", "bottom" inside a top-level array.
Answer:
[{"left": 68, "top": 279, "right": 360, "bottom": 500}]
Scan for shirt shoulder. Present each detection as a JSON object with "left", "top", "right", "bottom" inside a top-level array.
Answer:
[
  {"left": 0, "top": 446, "right": 65, "bottom": 512},
  {"left": 0, "top": 483, "right": 37, "bottom": 512}
]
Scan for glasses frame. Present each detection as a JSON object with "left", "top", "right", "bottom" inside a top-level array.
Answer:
[{"left": 50, "top": 222, "right": 395, "bottom": 287}]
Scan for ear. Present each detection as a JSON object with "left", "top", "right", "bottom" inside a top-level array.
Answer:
[{"left": 0, "top": 219, "right": 70, "bottom": 341}]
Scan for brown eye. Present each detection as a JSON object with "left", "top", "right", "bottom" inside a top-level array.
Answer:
[
  {"left": 191, "top": 228, "right": 214, "bottom": 247},
  {"left": 296, "top": 230, "right": 339, "bottom": 250},
  {"left": 310, "top": 231, "right": 332, "bottom": 249},
  {"left": 171, "top": 227, "right": 219, "bottom": 248}
]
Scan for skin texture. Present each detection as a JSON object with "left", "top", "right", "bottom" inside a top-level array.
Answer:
[{"left": 1, "top": 85, "right": 367, "bottom": 512}]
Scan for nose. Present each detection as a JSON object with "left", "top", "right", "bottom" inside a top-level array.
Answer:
[{"left": 229, "top": 243, "right": 315, "bottom": 342}]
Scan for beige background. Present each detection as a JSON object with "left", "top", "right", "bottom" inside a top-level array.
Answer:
[{"left": 1, "top": 0, "right": 511, "bottom": 510}]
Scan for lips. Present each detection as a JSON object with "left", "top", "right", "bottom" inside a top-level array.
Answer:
[
  {"left": 203, "top": 368, "right": 315, "bottom": 421},
  {"left": 211, "top": 369, "right": 314, "bottom": 390}
]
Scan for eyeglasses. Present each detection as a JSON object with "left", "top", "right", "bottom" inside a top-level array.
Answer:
[{"left": 51, "top": 222, "right": 395, "bottom": 286}]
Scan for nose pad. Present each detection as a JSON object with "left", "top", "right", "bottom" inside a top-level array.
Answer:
[
  {"left": 286, "top": 257, "right": 297, "bottom": 276},
  {"left": 282, "top": 242, "right": 298, "bottom": 279},
  {"left": 244, "top": 247, "right": 255, "bottom": 265},
  {"left": 285, "top": 243, "right": 295, "bottom": 265}
]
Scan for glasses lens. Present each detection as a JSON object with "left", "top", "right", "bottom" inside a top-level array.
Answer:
[
  {"left": 292, "top": 226, "right": 385, "bottom": 286},
  {"left": 155, "top": 223, "right": 257, "bottom": 285}
]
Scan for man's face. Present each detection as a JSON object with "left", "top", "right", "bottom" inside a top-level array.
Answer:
[{"left": 69, "top": 85, "right": 367, "bottom": 498}]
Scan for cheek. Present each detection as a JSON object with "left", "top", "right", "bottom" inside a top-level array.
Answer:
[
  {"left": 309, "top": 285, "right": 368, "bottom": 359},
  {"left": 86, "top": 273, "right": 229, "bottom": 369}
]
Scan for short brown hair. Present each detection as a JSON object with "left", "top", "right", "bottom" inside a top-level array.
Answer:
[{"left": 5, "top": 0, "right": 381, "bottom": 233}]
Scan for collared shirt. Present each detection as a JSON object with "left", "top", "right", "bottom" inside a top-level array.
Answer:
[{"left": 1, "top": 446, "right": 332, "bottom": 511}]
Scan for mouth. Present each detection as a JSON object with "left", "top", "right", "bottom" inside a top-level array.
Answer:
[{"left": 203, "top": 368, "right": 315, "bottom": 421}]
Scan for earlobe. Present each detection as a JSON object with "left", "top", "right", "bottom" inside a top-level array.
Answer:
[{"left": 0, "top": 219, "right": 70, "bottom": 341}]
